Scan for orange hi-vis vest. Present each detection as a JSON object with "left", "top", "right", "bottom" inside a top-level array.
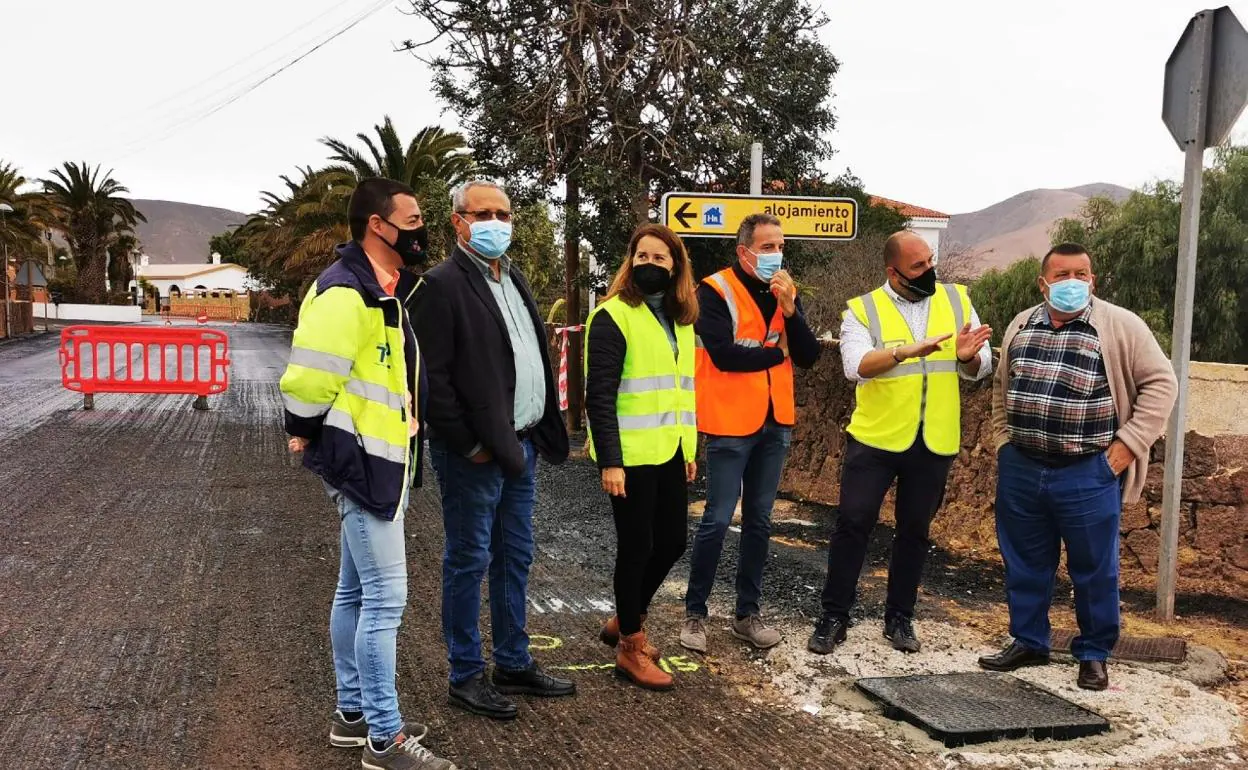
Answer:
[{"left": 695, "top": 267, "right": 795, "bottom": 437}]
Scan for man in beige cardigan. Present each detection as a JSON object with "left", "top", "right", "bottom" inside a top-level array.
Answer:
[{"left": 978, "top": 243, "right": 1177, "bottom": 691}]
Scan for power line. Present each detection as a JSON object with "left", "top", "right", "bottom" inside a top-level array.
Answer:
[
  {"left": 107, "top": 0, "right": 392, "bottom": 162},
  {"left": 134, "top": 0, "right": 376, "bottom": 126}
]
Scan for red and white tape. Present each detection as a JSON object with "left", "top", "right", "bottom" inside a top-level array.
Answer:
[{"left": 554, "top": 325, "right": 584, "bottom": 412}]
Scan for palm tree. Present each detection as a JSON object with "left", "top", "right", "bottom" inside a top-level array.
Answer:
[
  {"left": 107, "top": 232, "right": 141, "bottom": 296},
  {"left": 235, "top": 119, "right": 475, "bottom": 298},
  {"left": 42, "top": 162, "right": 146, "bottom": 304},
  {"left": 321, "top": 117, "right": 475, "bottom": 188},
  {"left": 235, "top": 166, "right": 356, "bottom": 293},
  {"left": 0, "top": 162, "right": 55, "bottom": 263}
]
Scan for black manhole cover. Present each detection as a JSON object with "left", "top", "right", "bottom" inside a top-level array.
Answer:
[{"left": 856, "top": 672, "right": 1110, "bottom": 748}]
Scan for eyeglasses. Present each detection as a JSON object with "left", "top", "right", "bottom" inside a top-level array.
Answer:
[{"left": 457, "top": 209, "right": 512, "bottom": 222}]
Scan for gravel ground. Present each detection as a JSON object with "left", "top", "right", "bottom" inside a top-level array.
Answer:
[{"left": 0, "top": 323, "right": 1242, "bottom": 769}]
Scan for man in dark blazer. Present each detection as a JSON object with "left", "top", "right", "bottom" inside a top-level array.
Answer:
[{"left": 413, "top": 180, "right": 572, "bottom": 721}]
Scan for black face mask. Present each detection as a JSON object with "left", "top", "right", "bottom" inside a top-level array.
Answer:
[
  {"left": 633, "top": 263, "right": 673, "bottom": 295},
  {"left": 382, "top": 221, "right": 429, "bottom": 267},
  {"left": 898, "top": 265, "right": 937, "bottom": 298}
]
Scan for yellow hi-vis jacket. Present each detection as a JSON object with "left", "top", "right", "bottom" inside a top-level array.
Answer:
[
  {"left": 279, "top": 242, "right": 421, "bottom": 519},
  {"left": 585, "top": 295, "right": 697, "bottom": 466},
  {"left": 845, "top": 283, "right": 970, "bottom": 456}
]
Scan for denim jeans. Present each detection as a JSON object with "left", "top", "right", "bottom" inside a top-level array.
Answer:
[
  {"left": 995, "top": 443, "right": 1123, "bottom": 661},
  {"left": 685, "top": 419, "right": 792, "bottom": 618},
  {"left": 429, "top": 438, "right": 537, "bottom": 685},
  {"left": 326, "top": 485, "right": 407, "bottom": 743}
]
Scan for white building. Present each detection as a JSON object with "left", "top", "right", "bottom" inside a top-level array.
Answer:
[
  {"left": 130, "top": 253, "right": 253, "bottom": 303},
  {"left": 869, "top": 195, "right": 950, "bottom": 261}
]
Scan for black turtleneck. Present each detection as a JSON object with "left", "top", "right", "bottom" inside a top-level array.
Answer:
[{"left": 694, "top": 263, "right": 821, "bottom": 373}]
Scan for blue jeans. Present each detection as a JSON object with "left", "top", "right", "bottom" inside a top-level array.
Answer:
[
  {"left": 685, "top": 419, "right": 792, "bottom": 618},
  {"left": 429, "top": 438, "right": 537, "bottom": 685},
  {"left": 995, "top": 443, "right": 1123, "bottom": 661},
  {"left": 327, "top": 485, "right": 407, "bottom": 742}
]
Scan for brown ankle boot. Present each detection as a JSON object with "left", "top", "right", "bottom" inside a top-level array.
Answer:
[
  {"left": 616, "top": 631, "right": 674, "bottom": 691},
  {"left": 599, "top": 616, "right": 660, "bottom": 661}
]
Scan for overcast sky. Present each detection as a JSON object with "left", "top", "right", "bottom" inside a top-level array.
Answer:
[{"left": 3, "top": 0, "right": 1245, "bottom": 217}]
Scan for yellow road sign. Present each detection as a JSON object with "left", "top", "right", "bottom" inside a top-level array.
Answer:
[{"left": 661, "top": 192, "right": 858, "bottom": 240}]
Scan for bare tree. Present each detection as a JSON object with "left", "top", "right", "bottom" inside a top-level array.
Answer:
[
  {"left": 934, "top": 240, "right": 985, "bottom": 284},
  {"left": 399, "top": 0, "right": 840, "bottom": 427},
  {"left": 795, "top": 233, "right": 889, "bottom": 339}
]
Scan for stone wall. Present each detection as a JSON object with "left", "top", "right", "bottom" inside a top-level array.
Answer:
[{"left": 782, "top": 342, "right": 1248, "bottom": 598}]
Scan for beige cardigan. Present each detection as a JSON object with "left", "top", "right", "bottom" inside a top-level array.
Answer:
[{"left": 991, "top": 298, "right": 1178, "bottom": 504}]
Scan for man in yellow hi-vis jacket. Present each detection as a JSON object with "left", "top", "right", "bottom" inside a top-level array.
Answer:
[
  {"left": 808, "top": 231, "right": 993, "bottom": 659},
  {"left": 280, "top": 178, "right": 457, "bottom": 770}
]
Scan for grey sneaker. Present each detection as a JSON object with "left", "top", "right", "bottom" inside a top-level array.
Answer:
[
  {"left": 362, "top": 731, "right": 457, "bottom": 770},
  {"left": 330, "top": 711, "right": 428, "bottom": 748},
  {"left": 731, "top": 614, "right": 782, "bottom": 649},
  {"left": 679, "top": 615, "right": 708, "bottom": 653}
]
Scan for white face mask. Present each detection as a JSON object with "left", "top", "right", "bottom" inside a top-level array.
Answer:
[{"left": 750, "top": 249, "right": 783, "bottom": 281}]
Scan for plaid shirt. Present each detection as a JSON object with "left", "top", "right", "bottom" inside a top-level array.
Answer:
[{"left": 1004, "top": 302, "right": 1117, "bottom": 456}]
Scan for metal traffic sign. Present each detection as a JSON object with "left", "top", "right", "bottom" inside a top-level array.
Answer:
[
  {"left": 1162, "top": 5, "right": 1248, "bottom": 150},
  {"left": 1156, "top": 6, "right": 1248, "bottom": 622},
  {"left": 661, "top": 192, "right": 858, "bottom": 241}
]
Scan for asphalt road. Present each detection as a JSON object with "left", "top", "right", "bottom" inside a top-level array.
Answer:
[{"left": 0, "top": 325, "right": 919, "bottom": 770}]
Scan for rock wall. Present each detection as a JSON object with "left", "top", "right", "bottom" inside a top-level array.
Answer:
[{"left": 782, "top": 342, "right": 1248, "bottom": 598}]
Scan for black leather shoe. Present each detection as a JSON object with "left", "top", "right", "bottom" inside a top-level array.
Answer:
[
  {"left": 492, "top": 662, "right": 576, "bottom": 697},
  {"left": 977, "top": 641, "right": 1051, "bottom": 672},
  {"left": 883, "top": 615, "right": 921, "bottom": 653},
  {"left": 448, "top": 673, "right": 518, "bottom": 720},
  {"left": 1077, "top": 660, "right": 1109, "bottom": 691},
  {"left": 807, "top": 615, "right": 849, "bottom": 655}
]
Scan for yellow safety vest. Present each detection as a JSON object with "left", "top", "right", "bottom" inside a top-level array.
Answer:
[
  {"left": 585, "top": 295, "right": 697, "bottom": 466},
  {"left": 845, "top": 283, "right": 969, "bottom": 456},
  {"left": 280, "top": 279, "right": 416, "bottom": 514}
]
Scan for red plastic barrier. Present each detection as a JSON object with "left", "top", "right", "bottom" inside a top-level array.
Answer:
[{"left": 59, "top": 325, "right": 231, "bottom": 410}]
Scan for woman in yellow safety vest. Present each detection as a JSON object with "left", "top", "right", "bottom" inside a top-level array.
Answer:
[{"left": 585, "top": 223, "right": 699, "bottom": 691}]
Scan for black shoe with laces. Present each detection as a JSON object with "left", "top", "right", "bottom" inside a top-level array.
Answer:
[
  {"left": 491, "top": 662, "right": 576, "bottom": 697},
  {"left": 448, "top": 673, "right": 518, "bottom": 720},
  {"left": 807, "top": 615, "right": 848, "bottom": 655},
  {"left": 884, "top": 614, "right": 921, "bottom": 653}
]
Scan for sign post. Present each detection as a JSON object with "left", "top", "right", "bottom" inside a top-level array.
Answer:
[
  {"left": 662, "top": 192, "right": 858, "bottom": 241},
  {"left": 750, "top": 142, "right": 763, "bottom": 196},
  {"left": 1157, "top": 5, "right": 1248, "bottom": 621}
]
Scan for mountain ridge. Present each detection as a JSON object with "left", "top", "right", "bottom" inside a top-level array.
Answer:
[
  {"left": 944, "top": 183, "right": 1133, "bottom": 272},
  {"left": 131, "top": 199, "right": 249, "bottom": 265}
]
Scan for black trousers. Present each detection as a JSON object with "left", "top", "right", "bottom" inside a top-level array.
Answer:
[
  {"left": 819, "top": 435, "right": 955, "bottom": 621},
  {"left": 609, "top": 450, "right": 689, "bottom": 636}
]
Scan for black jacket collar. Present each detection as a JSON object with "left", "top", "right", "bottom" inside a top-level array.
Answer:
[
  {"left": 732, "top": 262, "right": 769, "bottom": 291},
  {"left": 336, "top": 241, "right": 422, "bottom": 305}
]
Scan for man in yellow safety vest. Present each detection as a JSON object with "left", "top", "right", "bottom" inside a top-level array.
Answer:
[{"left": 808, "top": 230, "right": 993, "bottom": 656}]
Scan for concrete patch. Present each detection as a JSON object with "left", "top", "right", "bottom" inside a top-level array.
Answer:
[{"left": 753, "top": 618, "right": 1243, "bottom": 768}]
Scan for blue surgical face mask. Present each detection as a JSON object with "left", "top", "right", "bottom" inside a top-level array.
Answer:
[
  {"left": 1043, "top": 277, "right": 1092, "bottom": 313},
  {"left": 750, "top": 249, "right": 783, "bottom": 281},
  {"left": 463, "top": 219, "right": 512, "bottom": 260}
]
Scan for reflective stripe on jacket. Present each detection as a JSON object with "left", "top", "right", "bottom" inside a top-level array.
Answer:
[
  {"left": 280, "top": 242, "right": 422, "bottom": 519},
  {"left": 845, "top": 282, "right": 969, "bottom": 456},
  {"left": 586, "top": 296, "right": 697, "bottom": 466}
]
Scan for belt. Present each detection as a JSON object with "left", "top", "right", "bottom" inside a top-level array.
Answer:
[{"left": 1015, "top": 446, "right": 1101, "bottom": 468}]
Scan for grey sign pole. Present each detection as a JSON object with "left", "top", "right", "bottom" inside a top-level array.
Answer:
[
  {"left": 1157, "top": 11, "right": 1212, "bottom": 622},
  {"left": 1157, "top": 6, "right": 1248, "bottom": 620},
  {"left": 750, "top": 142, "right": 763, "bottom": 196}
]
